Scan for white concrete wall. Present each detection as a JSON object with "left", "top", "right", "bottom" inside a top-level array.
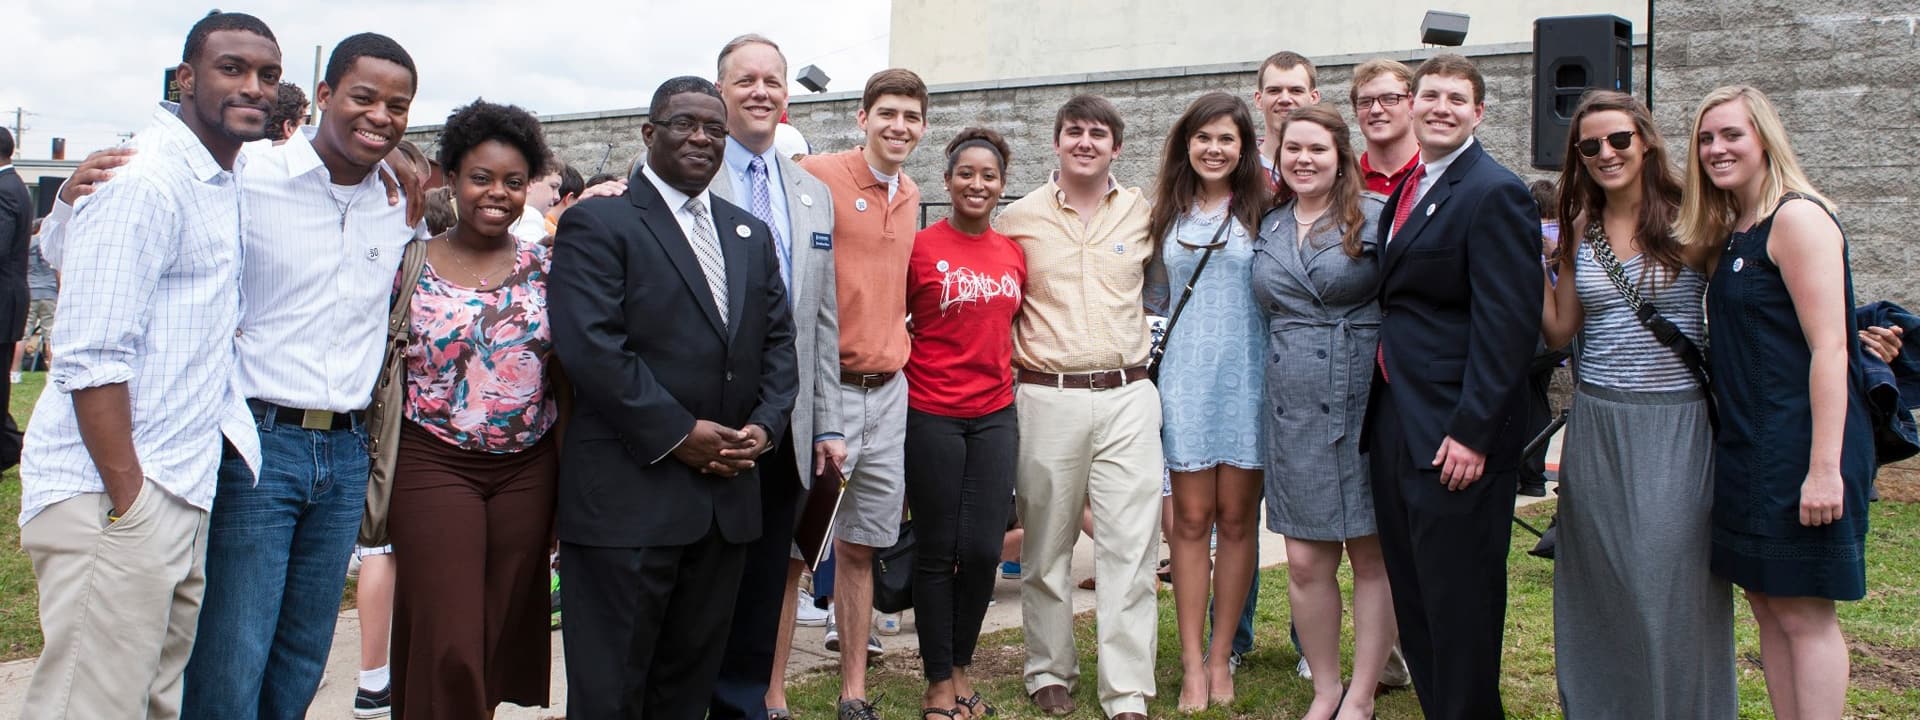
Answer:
[{"left": 889, "top": 0, "right": 1647, "bottom": 84}]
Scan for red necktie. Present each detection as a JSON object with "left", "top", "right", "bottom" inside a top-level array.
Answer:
[
  {"left": 1378, "top": 163, "right": 1427, "bottom": 384},
  {"left": 1390, "top": 163, "right": 1427, "bottom": 240}
]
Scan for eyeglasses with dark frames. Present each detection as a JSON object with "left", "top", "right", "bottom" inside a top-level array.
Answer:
[
  {"left": 1576, "top": 130, "right": 1636, "bottom": 158},
  {"left": 1353, "top": 93, "right": 1408, "bottom": 110},
  {"left": 651, "top": 116, "right": 730, "bottom": 141}
]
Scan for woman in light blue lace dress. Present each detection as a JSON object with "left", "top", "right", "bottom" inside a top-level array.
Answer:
[{"left": 1146, "top": 91, "right": 1270, "bottom": 710}]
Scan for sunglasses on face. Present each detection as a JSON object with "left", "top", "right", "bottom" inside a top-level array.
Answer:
[{"left": 1577, "top": 130, "right": 1636, "bottom": 158}]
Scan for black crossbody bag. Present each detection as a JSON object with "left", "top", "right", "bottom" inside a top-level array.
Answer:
[
  {"left": 1582, "top": 221, "right": 1718, "bottom": 431},
  {"left": 1148, "top": 216, "right": 1233, "bottom": 382}
]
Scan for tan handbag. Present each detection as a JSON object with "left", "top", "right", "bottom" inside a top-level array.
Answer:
[{"left": 358, "top": 238, "right": 429, "bottom": 547}]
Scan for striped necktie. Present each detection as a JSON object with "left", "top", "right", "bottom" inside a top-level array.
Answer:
[{"left": 683, "top": 197, "right": 730, "bottom": 329}]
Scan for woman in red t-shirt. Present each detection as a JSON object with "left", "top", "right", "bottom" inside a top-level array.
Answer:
[{"left": 903, "top": 127, "right": 1025, "bottom": 720}]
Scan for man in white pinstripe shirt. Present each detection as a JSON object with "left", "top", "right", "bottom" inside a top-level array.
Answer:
[
  {"left": 16, "top": 13, "right": 280, "bottom": 719},
  {"left": 38, "top": 31, "right": 426, "bottom": 719}
]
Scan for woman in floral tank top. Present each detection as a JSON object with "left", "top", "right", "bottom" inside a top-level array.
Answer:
[{"left": 385, "top": 100, "right": 563, "bottom": 719}]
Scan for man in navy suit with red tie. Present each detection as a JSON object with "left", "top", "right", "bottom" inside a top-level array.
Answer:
[{"left": 1365, "top": 53, "right": 1542, "bottom": 720}]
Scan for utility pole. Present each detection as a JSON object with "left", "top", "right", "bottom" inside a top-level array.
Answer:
[{"left": 9, "top": 107, "right": 23, "bottom": 160}]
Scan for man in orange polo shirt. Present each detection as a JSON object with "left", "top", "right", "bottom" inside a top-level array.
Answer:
[{"left": 797, "top": 68, "right": 927, "bottom": 720}]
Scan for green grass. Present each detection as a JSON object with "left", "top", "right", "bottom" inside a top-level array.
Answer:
[
  {"left": 783, "top": 481, "right": 1920, "bottom": 719},
  {"left": 0, "top": 372, "right": 47, "bottom": 660}
]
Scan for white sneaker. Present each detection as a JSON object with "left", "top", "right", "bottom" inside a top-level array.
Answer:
[
  {"left": 8, "top": 372, "right": 20, "bottom": 384},
  {"left": 1296, "top": 656, "right": 1312, "bottom": 680},
  {"left": 795, "top": 589, "right": 829, "bottom": 627},
  {"left": 1381, "top": 644, "right": 1413, "bottom": 688},
  {"left": 875, "top": 611, "right": 902, "bottom": 636},
  {"left": 823, "top": 603, "right": 840, "bottom": 651}
]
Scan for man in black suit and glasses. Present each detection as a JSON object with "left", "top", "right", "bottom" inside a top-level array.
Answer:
[
  {"left": 549, "top": 75, "right": 798, "bottom": 720},
  {"left": 1364, "top": 53, "right": 1542, "bottom": 720}
]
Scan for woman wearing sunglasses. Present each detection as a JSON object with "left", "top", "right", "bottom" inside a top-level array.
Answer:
[
  {"left": 1253, "top": 104, "right": 1389, "bottom": 720},
  {"left": 1145, "top": 91, "right": 1269, "bottom": 711},
  {"left": 1538, "top": 90, "right": 1736, "bottom": 719}
]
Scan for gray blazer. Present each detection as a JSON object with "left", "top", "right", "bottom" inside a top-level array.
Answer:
[{"left": 709, "top": 153, "right": 842, "bottom": 488}]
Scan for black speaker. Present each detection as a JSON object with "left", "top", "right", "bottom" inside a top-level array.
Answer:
[
  {"left": 1532, "top": 15, "right": 1632, "bottom": 170},
  {"left": 36, "top": 176, "right": 62, "bottom": 218}
]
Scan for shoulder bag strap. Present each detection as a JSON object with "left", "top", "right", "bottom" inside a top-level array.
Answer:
[
  {"left": 1583, "top": 221, "right": 1717, "bottom": 425},
  {"left": 1159, "top": 217, "right": 1233, "bottom": 353},
  {"left": 389, "top": 239, "right": 429, "bottom": 340}
]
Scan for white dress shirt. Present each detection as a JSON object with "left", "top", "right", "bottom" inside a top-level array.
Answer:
[
  {"left": 232, "top": 126, "right": 418, "bottom": 412},
  {"left": 642, "top": 164, "right": 716, "bottom": 245},
  {"left": 19, "top": 103, "right": 261, "bottom": 526},
  {"left": 1390, "top": 135, "right": 1475, "bottom": 242},
  {"left": 723, "top": 136, "right": 793, "bottom": 261}
]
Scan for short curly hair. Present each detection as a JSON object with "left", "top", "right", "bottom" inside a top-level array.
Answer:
[{"left": 435, "top": 99, "right": 549, "bottom": 179}]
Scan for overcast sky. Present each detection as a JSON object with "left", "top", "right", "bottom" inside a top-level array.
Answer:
[{"left": 3, "top": 1, "right": 891, "bottom": 160}]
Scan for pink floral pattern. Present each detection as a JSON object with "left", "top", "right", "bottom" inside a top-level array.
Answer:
[{"left": 403, "top": 239, "right": 556, "bottom": 453}]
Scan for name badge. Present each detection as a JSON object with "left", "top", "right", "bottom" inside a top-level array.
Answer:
[{"left": 812, "top": 231, "right": 832, "bottom": 249}]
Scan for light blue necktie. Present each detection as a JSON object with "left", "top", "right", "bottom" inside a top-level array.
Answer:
[{"left": 748, "top": 155, "right": 792, "bottom": 293}]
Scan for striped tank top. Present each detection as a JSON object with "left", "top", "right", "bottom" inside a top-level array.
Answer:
[{"left": 1573, "top": 239, "right": 1707, "bottom": 392}]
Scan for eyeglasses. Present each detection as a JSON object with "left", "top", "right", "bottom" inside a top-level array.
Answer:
[
  {"left": 651, "top": 116, "right": 729, "bottom": 140},
  {"left": 1576, "top": 130, "right": 1636, "bottom": 158},
  {"left": 1353, "top": 93, "right": 1407, "bottom": 110}
]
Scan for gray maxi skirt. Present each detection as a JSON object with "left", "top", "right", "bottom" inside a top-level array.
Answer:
[{"left": 1553, "top": 383, "right": 1737, "bottom": 720}]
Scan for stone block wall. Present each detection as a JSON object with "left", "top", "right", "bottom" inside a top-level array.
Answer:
[
  {"left": 409, "top": 3, "right": 1917, "bottom": 307},
  {"left": 1652, "top": 0, "right": 1919, "bottom": 307}
]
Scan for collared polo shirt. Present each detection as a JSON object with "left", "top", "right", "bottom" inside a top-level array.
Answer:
[
  {"left": 1360, "top": 149, "right": 1422, "bottom": 196},
  {"left": 798, "top": 148, "right": 917, "bottom": 374}
]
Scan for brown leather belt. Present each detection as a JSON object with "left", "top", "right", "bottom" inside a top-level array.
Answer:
[
  {"left": 840, "top": 369, "right": 898, "bottom": 389},
  {"left": 1015, "top": 366, "right": 1150, "bottom": 390}
]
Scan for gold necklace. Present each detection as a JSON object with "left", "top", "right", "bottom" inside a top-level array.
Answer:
[{"left": 440, "top": 234, "right": 517, "bottom": 288}]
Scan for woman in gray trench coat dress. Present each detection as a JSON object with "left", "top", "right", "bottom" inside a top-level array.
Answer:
[{"left": 1250, "top": 104, "right": 1392, "bottom": 720}]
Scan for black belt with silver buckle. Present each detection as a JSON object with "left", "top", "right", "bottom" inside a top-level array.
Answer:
[{"left": 247, "top": 399, "right": 363, "bottom": 431}]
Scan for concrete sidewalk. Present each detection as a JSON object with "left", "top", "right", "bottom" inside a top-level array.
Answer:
[{"left": 0, "top": 434, "right": 1562, "bottom": 718}]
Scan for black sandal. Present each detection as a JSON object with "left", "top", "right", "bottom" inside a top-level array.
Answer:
[
  {"left": 922, "top": 707, "right": 960, "bottom": 720},
  {"left": 956, "top": 692, "right": 998, "bottom": 717}
]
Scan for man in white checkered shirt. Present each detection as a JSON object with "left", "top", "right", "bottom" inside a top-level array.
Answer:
[{"left": 13, "top": 13, "right": 280, "bottom": 720}]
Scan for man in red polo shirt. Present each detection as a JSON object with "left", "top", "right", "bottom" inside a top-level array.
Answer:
[{"left": 1350, "top": 58, "right": 1422, "bottom": 195}]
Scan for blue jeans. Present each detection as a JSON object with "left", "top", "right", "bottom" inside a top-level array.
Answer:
[{"left": 183, "top": 412, "right": 369, "bottom": 719}]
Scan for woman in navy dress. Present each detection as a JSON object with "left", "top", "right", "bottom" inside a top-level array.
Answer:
[{"left": 1681, "top": 84, "right": 1875, "bottom": 720}]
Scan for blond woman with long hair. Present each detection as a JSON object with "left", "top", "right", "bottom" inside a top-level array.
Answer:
[{"left": 1680, "top": 84, "right": 1876, "bottom": 720}]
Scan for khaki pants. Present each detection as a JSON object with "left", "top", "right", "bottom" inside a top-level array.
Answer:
[
  {"left": 1015, "top": 381, "right": 1163, "bottom": 718},
  {"left": 21, "top": 481, "right": 209, "bottom": 720}
]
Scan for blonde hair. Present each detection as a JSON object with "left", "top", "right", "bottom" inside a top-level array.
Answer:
[{"left": 1678, "top": 85, "right": 1834, "bottom": 248}]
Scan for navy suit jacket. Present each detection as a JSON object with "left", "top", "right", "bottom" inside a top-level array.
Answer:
[
  {"left": 0, "top": 167, "right": 29, "bottom": 341},
  {"left": 1367, "top": 140, "right": 1542, "bottom": 473},
  {"left": 549, "top": 174, "right": 798, "bottom": 548}
]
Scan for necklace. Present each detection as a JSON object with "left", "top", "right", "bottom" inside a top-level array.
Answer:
[
  {"left": 328, "top": 181, "right": 367, "bottom": 232},
  {"left": 440, "top": 234, "right": 518, "bottom": 289}
]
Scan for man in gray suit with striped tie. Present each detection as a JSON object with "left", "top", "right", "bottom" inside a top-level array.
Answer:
[{"left": 703, "top": 33, "right": 846, "bottom": 720}]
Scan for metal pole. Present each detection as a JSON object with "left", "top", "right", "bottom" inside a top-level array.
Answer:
[
  {"left": 1645, "top": 0, "right": 1655, "bottom": 110},
  {"left": 310, "top": 45, "right": 322, "bottom": 123}
]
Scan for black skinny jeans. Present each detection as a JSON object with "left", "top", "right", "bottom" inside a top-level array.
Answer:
[{"left": 903, "top": 405, "right": 1017, "bottom": 682}]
